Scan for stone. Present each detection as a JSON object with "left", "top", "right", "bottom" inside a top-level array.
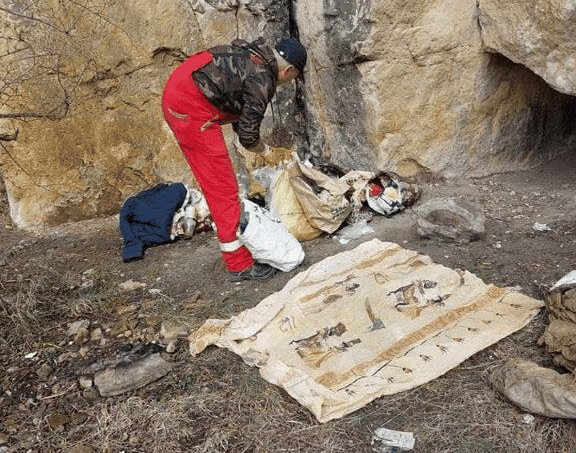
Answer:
[
  {"left": 78, "top": 376, "right": 93, "bottom": 389},
  {"left": 70, "top": 412, "right": 89, "bottom": 425},
  {"left": 47, "top": 412, "right": 68, "bottom": 431},
  {"left": 160, "top": 321, "right": 189, "bottom": 353},
  {"left": 67, "top": 444, "right": 93, "bottom": 453},
  {"left": 94, "top": 353, "right": 173, "bottom": 397},
  {"left": 67, "top": 320, "right": 90, "bottom": 336},
  {"left": 414, "top": 197, "right": 485, "bottom": 243},
  {"left": 36, "top": 363, "right": 53, "bottom": 380},
  {"left": 478, "top": 0, "right": 576, "bottom": 96},
  {"left": 90, "top": 328, "right": 103, "bottom": 341},
  {"left": 119, "top": 280, "right": 147, "bottom": 292}
]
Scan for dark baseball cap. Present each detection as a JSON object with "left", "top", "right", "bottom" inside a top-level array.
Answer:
[{"left": 275, "top": 37, "right": 308, "bottom": 74}]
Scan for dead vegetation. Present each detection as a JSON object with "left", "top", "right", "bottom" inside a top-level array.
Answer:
[{"left": 2, "top": 154, "right": 576, "bottom": 453}]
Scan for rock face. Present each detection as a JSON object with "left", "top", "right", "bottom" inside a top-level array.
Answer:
[
  {"left": 479, "top": 0, "right": 576, "bottom": 96},
  {"left": 0, "top": 0, "right": 294, "bottom": 230},
  {"left": 1, "top": 0, "right": 576, "bottom": 230},
  {"left": 295, "top": 0, "right": 576, "bottom": 176}
]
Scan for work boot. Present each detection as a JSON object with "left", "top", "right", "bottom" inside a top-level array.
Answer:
[{"left": 229, "top": 262, "right": 277, "bottom": 282}]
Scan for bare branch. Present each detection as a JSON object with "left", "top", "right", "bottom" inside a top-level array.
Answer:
[
  {"left": 0, "top": 141, "right": 55, "bottom": 192},
  {"left": 0, "top": 6, "right": 65, "bottom": 33},
  {"left": 0, "top": 112, "right": 65, "bottom": 119}
]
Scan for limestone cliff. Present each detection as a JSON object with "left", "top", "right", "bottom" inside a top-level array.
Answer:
[{"left": 0, "top": 0, "right": 575, "bottom": 230}]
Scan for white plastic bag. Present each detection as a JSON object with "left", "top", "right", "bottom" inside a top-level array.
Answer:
[{"left": 239, "top": 199, "right": 305, "bottom": 272}]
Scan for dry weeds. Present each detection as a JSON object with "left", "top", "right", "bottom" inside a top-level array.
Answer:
[
  {"left": 2, "top": 267, "right": 576, "bottom": 453},
  {"left": 3, "top": 161, "right": 576, "bottom": 452}
]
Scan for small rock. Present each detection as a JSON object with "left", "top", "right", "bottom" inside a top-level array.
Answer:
[
  {"left": 67, "top": 320, "right": 90, "bottom": 336},
  {"left": 70, "top": 411, "right": 89, "bottom": 425},
  {"left": 0, "top": 433, "right": 8, "bottom": 445},
  {"left": 160, "top": 321, "right": 189, "bottom": 353},
  {"left": 145, "top": 314, "right": 160, "bottom": 328},
  {"left": 414, "top": 197, "right": 485, "bottom": 243},
  {"left": 78, "top": 376, "right": 93, "bottom": 389},
  {"left": 81, "top": 279, "right": 94, "bottom": 289},
  {"left": 119, "top": 279, "right": 147, "bottom": 291},
  {"left": 47, "top": 412, "right": 68, "bottom": 430},
  {"left": 68, "top": 444, "right": 93, "bottom": 453},
  {"left": 82, "top": 388, "right": 100, "bottom": 401},
  {"left": 94, "top": 353, "right": 173, "bottom": 397},
  {"left": 90, "top": 327, "right": 102, "bottom": 341},
  {"left": 37, "top": 363, "right": 53, "bottom": 380}
]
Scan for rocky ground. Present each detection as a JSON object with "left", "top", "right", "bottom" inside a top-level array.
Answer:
[{"left": 1, "top": 152, "right": 576, "bottom": 453}]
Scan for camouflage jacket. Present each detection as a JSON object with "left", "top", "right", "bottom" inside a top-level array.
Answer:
[{"left": 192, "top": 37, "right": 278, "bottom": 149}]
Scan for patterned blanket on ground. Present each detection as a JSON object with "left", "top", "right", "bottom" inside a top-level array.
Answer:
[{"left": 189, "top": 239, "right": 543, "bottom": 422}]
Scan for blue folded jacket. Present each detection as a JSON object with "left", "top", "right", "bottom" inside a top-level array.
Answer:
[{"left": 119, "top": 183, "right": 188, "bottom": 262}]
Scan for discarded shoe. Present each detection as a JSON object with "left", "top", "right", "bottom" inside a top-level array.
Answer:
[{"left": 229, "top": 262, "right": 277, "bottom": 282}]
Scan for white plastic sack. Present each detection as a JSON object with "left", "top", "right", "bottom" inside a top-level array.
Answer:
[{"left": 239, "top": 199, "right": 304, "bottom": 272}]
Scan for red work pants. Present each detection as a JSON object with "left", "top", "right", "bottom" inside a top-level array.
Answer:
[{"left": 161, "top": 52, "right": 254, "bottom": 272}]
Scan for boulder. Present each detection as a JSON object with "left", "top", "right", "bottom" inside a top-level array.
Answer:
[
  {"left": 479, "top": 0, "right": 576, "bottom": 96},
  {"left": 414, "top": 197, "right": 485, "bottom": 243}
]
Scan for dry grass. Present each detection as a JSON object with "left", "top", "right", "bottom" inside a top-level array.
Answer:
[
  {"left": 2, "top": 179, "right": 576, "bottom": 453},
  {"left": 3, "top": 267, "right": 576, "bottom": 453}
]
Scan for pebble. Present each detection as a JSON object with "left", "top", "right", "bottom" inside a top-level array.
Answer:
[{"left": 37, "top": 363, "right": 53, "bottom": 380}]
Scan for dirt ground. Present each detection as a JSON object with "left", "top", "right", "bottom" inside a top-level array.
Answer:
[{"left": 1, "top": 152, "right": 576, "bottom": 453}]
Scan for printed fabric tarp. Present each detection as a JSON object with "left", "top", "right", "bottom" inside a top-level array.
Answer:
[{"left": 189, "top": 239, "right": 543, "bottom": 422}]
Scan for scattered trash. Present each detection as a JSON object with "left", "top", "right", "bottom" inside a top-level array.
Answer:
[
  {"left": 371, "top": 427, "right": 415, "bottom": 453},
  {"left": 270, "top": 161, "right": 323, "bottom": 241},
  {"left": 171, "top": 187, "right": 212, "bottom": 239},
  {"left": 289, "top": 156, "right": 353, "bottom": 234},
  {"left": 491, "top": 358, "right": 576, "bottom": 418},
  {"left": 491, "top": 271, "right": 576, "bottom": 419},
  {"left": 532, "top": 222, "right": 551, "bottom": 231},
  {"left": 366, "top": 172, "right": 421, "bottom": 216},
  {"left": 540, "top": 270, "right": 576, "bottom": 371},
  {"left": 334, "top": 219, "right": 374, "bottom": 244}
]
